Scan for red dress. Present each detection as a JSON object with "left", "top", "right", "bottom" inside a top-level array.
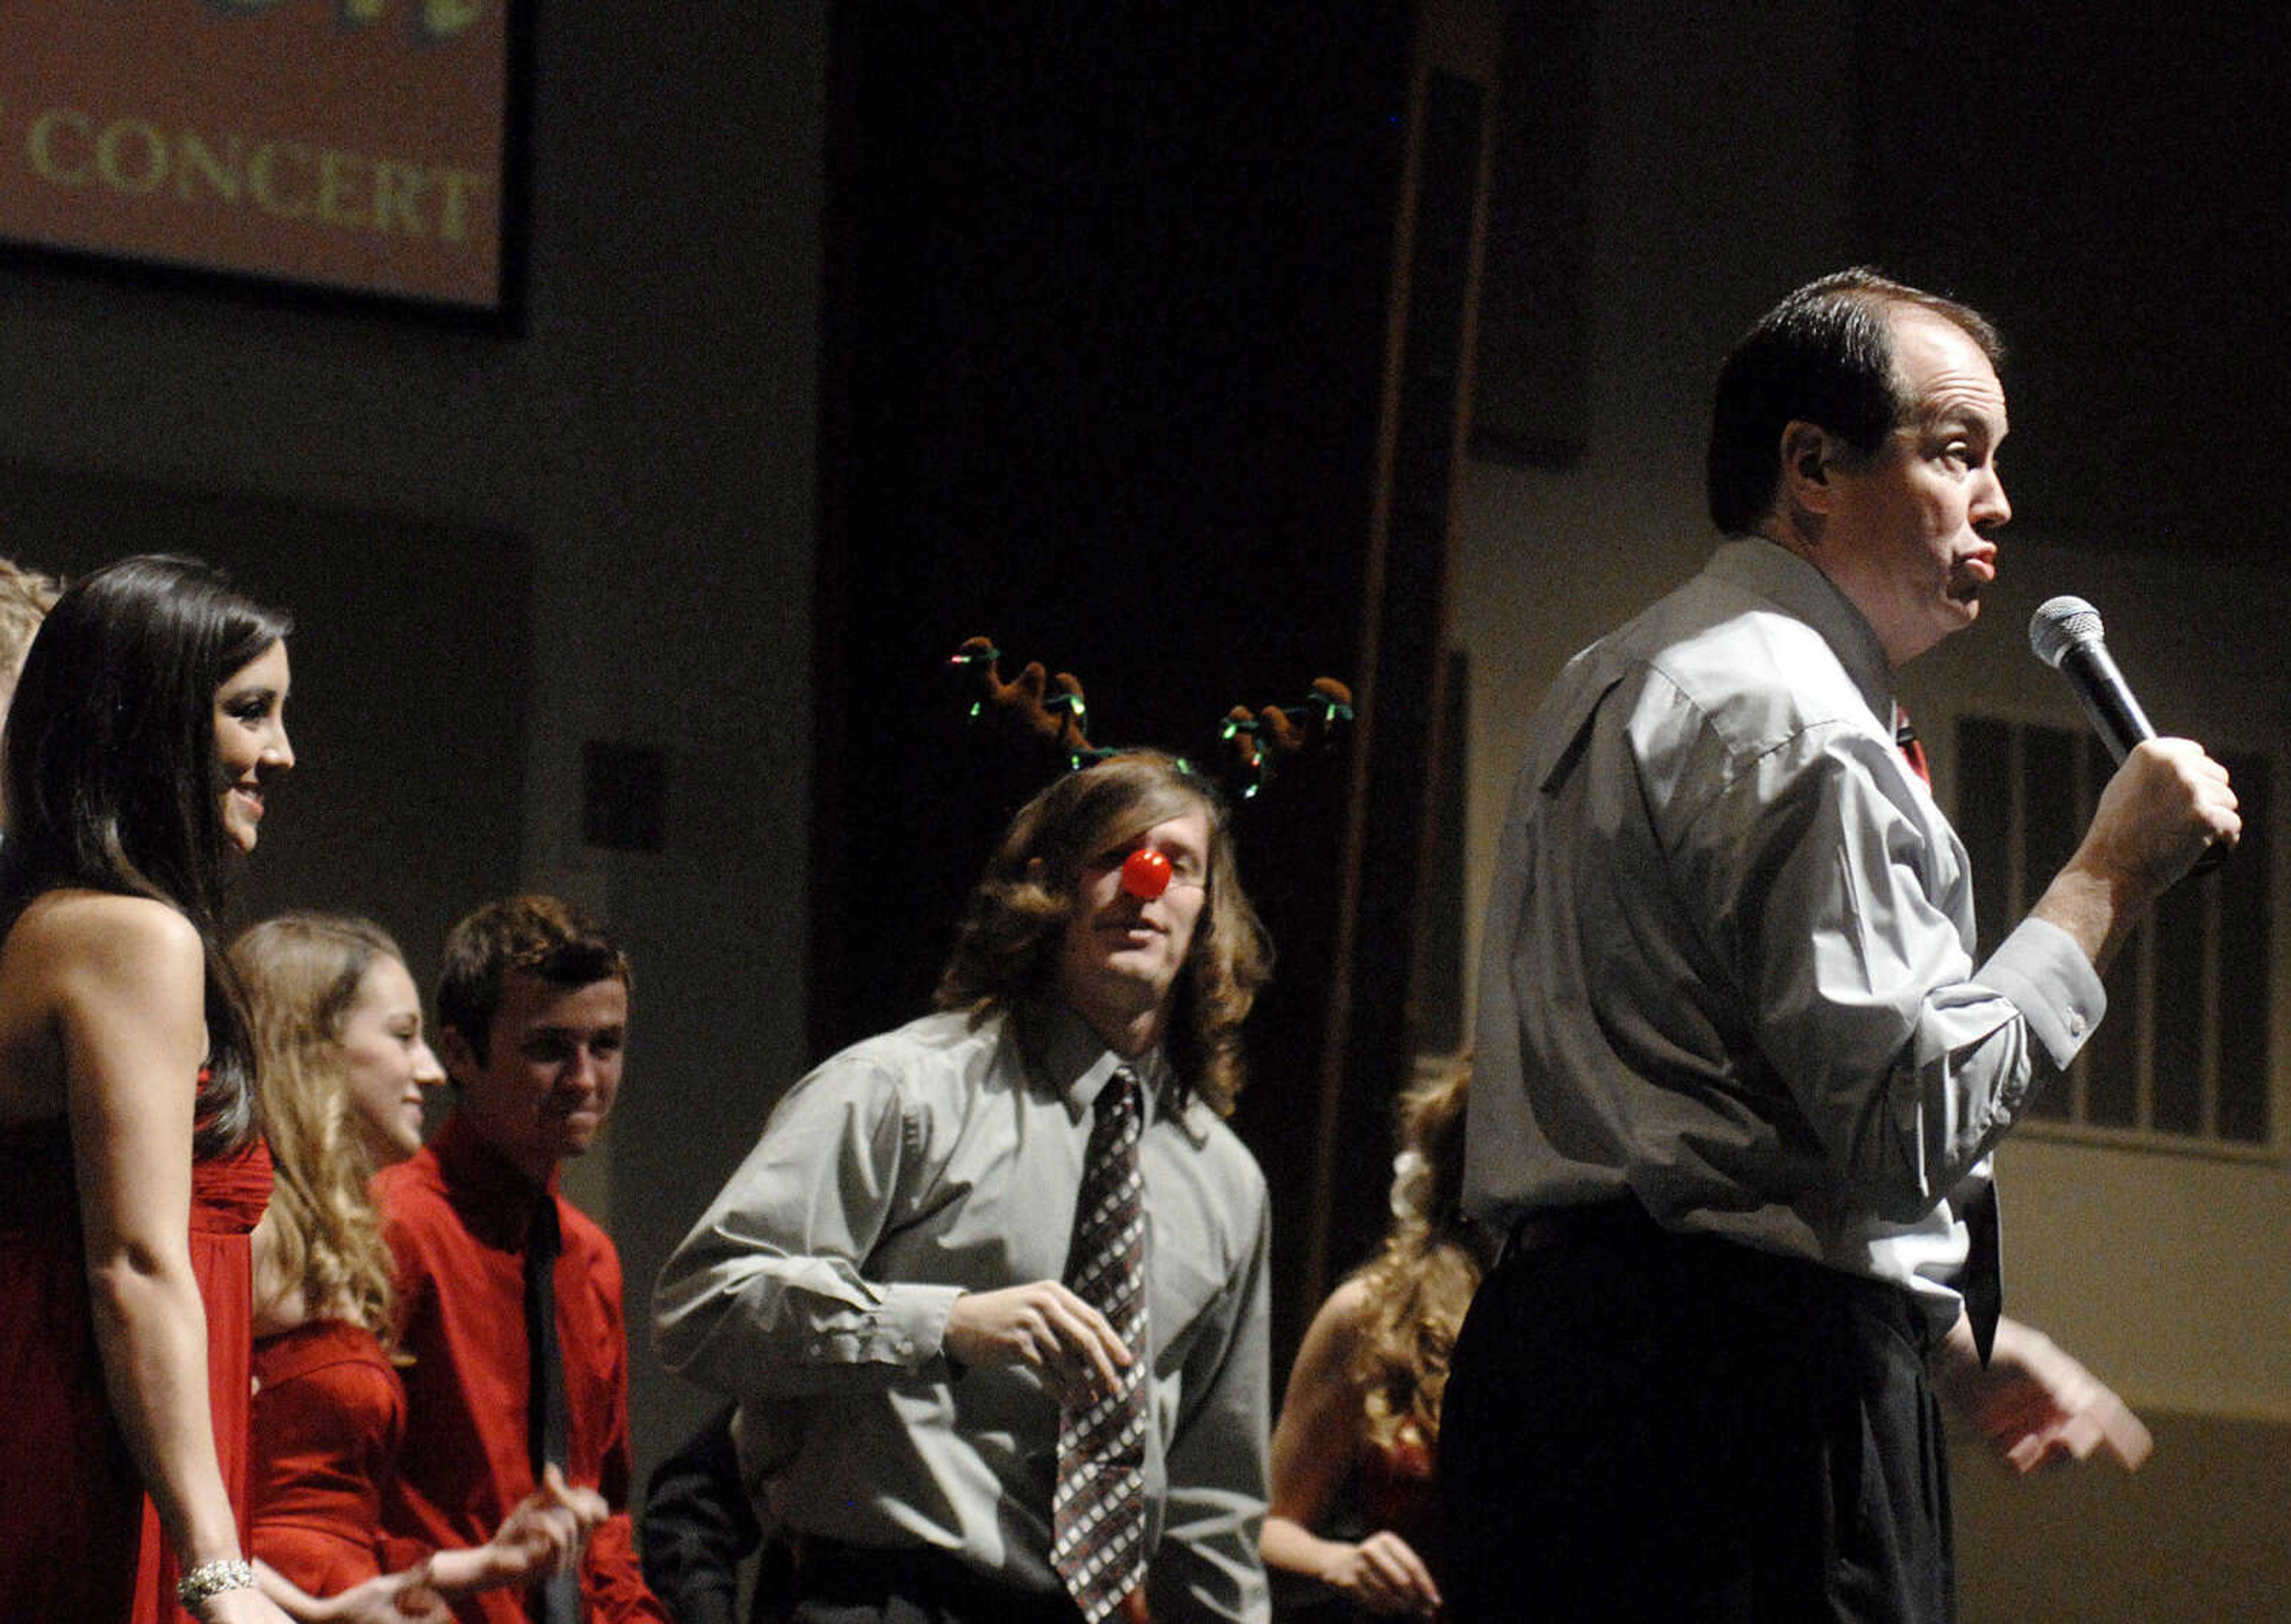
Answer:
[
  {"left": 249, "top": 1318, "right": 409, "bottom": 1594},
  {"left": 1356, "top": 1422, "right": 1444, "bottom": 1591},
  {"left": 132, "top": 1136, "right": 275, "bottom": 1623},
  {"left": 0, "top": 1116, "right": 143, "bottom": 1622}
]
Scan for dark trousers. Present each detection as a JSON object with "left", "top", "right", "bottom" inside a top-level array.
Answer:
[
  {"left": 768, "top": 1539, "right": 1088, "bottom": 1624},
  {"left": 1441, "top": 1208, "right": 1954, "bottom": 1624}
]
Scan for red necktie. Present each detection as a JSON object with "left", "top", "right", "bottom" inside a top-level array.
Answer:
[{"left": 1893, "top": 702, "right": 1931, "bottom": 785}]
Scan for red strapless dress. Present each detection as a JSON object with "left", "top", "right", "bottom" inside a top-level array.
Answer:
[
  {"left": 250, "top": 1317, "right": 408, "bottom": 1595},
  {"left": 132, "top": 1135, "right": 274, "bottom": 1623},
  {"left": 0, "top": 1116, "right": 143, "bottom": 1622}
]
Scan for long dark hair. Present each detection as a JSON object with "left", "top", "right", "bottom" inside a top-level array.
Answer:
[
  {"left": 934, "top": 751, "right": 1272, "bottom": 1114},
  {"left": 3, "top": 555, "right": 294, "bottom": 1157}
]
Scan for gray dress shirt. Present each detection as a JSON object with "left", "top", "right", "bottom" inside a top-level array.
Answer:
[
  {"left": 652, "top": 999, "right": 1272, "bottom": 1623},
  {"left": 1468, "top": 538, "right": 2106, "bottom": 1333}
]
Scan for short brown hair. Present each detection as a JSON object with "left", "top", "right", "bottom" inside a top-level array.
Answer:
[
  {"left": 934, "top": 751, "right": 1271, "bottom": 1114},
  {"left": 437, "top": 894, "right": 631, "bottom": 1061},
  {"left": 1706, "top": 267, "right": 2004, "bottom": 537}
]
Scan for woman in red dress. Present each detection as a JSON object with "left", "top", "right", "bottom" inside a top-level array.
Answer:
[
  {"left": 236, "top": 912, "right": 604, "bottom": 1615},
  {"left": 1261, "top": 1058, "right": 1489, "bottom": 1622},
  {"left": 0, "top": 555, "right": 299, "bottom": 1624}
]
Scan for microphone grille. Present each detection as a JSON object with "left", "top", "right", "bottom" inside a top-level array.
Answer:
[{"left": 2029, "top": 595, "right": 2104, "bottom": 669}]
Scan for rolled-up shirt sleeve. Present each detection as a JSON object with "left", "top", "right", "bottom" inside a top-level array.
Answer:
[
  {"left": 1690, "top": 721, "right": 2105, "bottom": 1221},
  {"left": 652, "top": 1057, "right": 967, "bottom": 1396}
]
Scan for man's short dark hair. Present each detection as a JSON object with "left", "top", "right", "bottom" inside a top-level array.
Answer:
[
  {"left": 1705, "top": 267, "right": 2005, "bottom": 537},
  {"left": 934, "top": 750, "right": 1271, "bottom": 1115},
  {"left": 437, "top": 893, "right": 631, "bottom": 1061}
]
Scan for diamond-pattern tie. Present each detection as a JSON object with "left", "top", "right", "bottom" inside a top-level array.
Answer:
[
  {"left": 1897, "top": 701, "right": 2003, "bottom": 1364},
  {"left": 1050, "top": 1066, "right": 1150, "bottom": 1624}
]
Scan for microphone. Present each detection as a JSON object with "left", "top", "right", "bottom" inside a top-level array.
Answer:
[
  {"left": 2028, "top": 595, "right": 2225, "bottom": 873},
  {"left": 2027, "top": 595, "right": 2154, "bottom": 764}
]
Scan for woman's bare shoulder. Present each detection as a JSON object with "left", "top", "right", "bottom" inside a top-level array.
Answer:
[
  {"left": 1297, "top": 1274, "right": 1379, "bottom": 1367},
  {"left": 8, "top": 890, "right": 201, "bottom": 988}
]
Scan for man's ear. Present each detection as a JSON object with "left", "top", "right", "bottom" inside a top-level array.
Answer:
[
  {"left": 1779, "top": 420, "right": 1836, "bottom": 514},
  {"left": 438, "top": 1024, "right": 480, "bottom": 1087}
]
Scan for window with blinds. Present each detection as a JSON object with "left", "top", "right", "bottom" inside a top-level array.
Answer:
[{"left": 1956, "top": 717, "right": 2275, "bottom": 1151}]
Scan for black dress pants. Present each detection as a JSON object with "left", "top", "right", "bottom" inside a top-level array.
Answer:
[
  {"left": 1441, "top": 1208, "right": 1953, "bottom": 1623},
  {"left": 768, "top": 1540, "right": 1088, "bottom": 1624}
]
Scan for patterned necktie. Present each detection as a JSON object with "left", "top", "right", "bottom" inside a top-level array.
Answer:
[
  {"left": 1051, "top": 1066, "right": 1151, "bottom": 1624},
  {"left": 526, "top": 1198, "right": 581, "bottom": 1623},
  {"left": 1897, "top": 702, "right": 2004, "bottom": 1363}
]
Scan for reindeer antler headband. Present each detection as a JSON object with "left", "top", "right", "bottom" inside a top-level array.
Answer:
[{"left": 949, "top": 635, "right": 1353, "bottom": 801}]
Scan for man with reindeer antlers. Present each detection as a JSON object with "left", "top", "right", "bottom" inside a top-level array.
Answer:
[{"left": 654, "top": 747, "right": 1276, "bottom": 1624}]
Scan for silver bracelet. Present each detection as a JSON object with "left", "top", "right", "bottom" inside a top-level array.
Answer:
[{"left": 177, "top": 1558, "right": 258, "bottom": 1609}]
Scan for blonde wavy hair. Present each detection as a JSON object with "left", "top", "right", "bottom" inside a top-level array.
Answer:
[
  {"left": 1348, "top": 1055, "right": 1481, "bottom": 1456},
  {"left": 934, "top": 750, "right": 1272, "bottom": 1116},
  {"left": 234, "top": 912, "right": 408, "bottom": 1343}
]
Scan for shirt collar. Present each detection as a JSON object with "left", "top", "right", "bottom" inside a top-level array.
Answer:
[
  {"left": 1014, "top": 996, "right": 1211, "bottom": 1146},
  {"left": 1706, "top": 536, "right": 1898, "bottom": 728},
  {"left": 428, "top": 1108, "right": 561, "bottom": 1249}
]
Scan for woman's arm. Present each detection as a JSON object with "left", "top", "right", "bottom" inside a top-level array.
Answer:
[
  {"left": 55, "top": 894, "right": 294, "bottom": 1623},
  {"left": 1261, "top": 1279, "right": 1443, "bottom": 1617},
  {"left": 250, "top": 1472, "right": 603, "bottom": 1621},
  {"left": 257, "top": 1557, "right": 443, "bottom": 1622}
]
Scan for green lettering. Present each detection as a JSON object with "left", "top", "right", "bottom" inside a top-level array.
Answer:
[
  {"left": 249, "top": 141, "right": 314, "bottom": 218},
  {"left": 95, "top": 120, "right": 168, "bottom": 196},
  {"left": 433, "top": 168, "right": 489, "bottom": 244},
  {"left": 27, "top": 109, "right": 92, "bottom": 186},
  {"left": 371, "top": 159, "right": 427, "bottom": 236},
  {"left": 317, "top": 147, "right": 366, "bottom": 227},
  {"left": 177, "top": 130, "right": 244, "bottom": 204}
]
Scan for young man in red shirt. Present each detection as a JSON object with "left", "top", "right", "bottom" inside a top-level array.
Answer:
[{"left": 378, "top": 894, "right": 667, "bottom": 1623}]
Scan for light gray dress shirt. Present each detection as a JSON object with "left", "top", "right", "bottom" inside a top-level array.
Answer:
[
  {"left": 653, "top": 999, "right": 1272, "bottom": 1623},
  {"left": 1468, "top": 538, "right": 2106, "bottom": 1333}
]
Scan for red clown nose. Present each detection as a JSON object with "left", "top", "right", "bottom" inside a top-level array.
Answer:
[{"left": 1120, "top": 847, "right": 1173, "bottom": 900}]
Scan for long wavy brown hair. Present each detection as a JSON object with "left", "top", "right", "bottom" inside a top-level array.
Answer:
[
  {"left": 1348, "top": 1055, "right": 1482, "bottom": 1456},
  {"left": 934, "top": 749, "right": 1271, "bottom": 1115},
  {"left": 234, "top": 912, "right": 407, "bottom": 1344}
]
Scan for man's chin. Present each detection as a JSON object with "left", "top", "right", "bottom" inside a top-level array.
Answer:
[{"left": 551, "top": 1120, "right": 604, "bottom": 1157}]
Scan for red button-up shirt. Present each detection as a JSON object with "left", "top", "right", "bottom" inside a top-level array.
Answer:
[{"left": 376, "top": 1112, "right": 666, "bottom": 1622}]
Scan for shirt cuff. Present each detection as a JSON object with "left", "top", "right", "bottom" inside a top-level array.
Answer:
[
  {"left": 1980, "top": 915, "right": 2107, "bottom": 1075},
  {"left": 808, "top": 1283, "right": 967, "bottom": 1370}
]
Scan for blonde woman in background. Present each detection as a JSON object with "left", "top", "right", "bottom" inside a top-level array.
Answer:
[
  {"left": 237, "top": 913, "right": 605, "bottom": 1620},
  {"left": 1261, "top": 1058, "right": 1485, "bottom": 1622}
]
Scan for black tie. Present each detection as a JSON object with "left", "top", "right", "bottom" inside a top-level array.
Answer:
[
  {"left": 526, "top": 1197, "right": 581, "bottom": 1623},
  {"left": 1959, "top": 1180, "right": 2003, "bottom": 1366}
]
